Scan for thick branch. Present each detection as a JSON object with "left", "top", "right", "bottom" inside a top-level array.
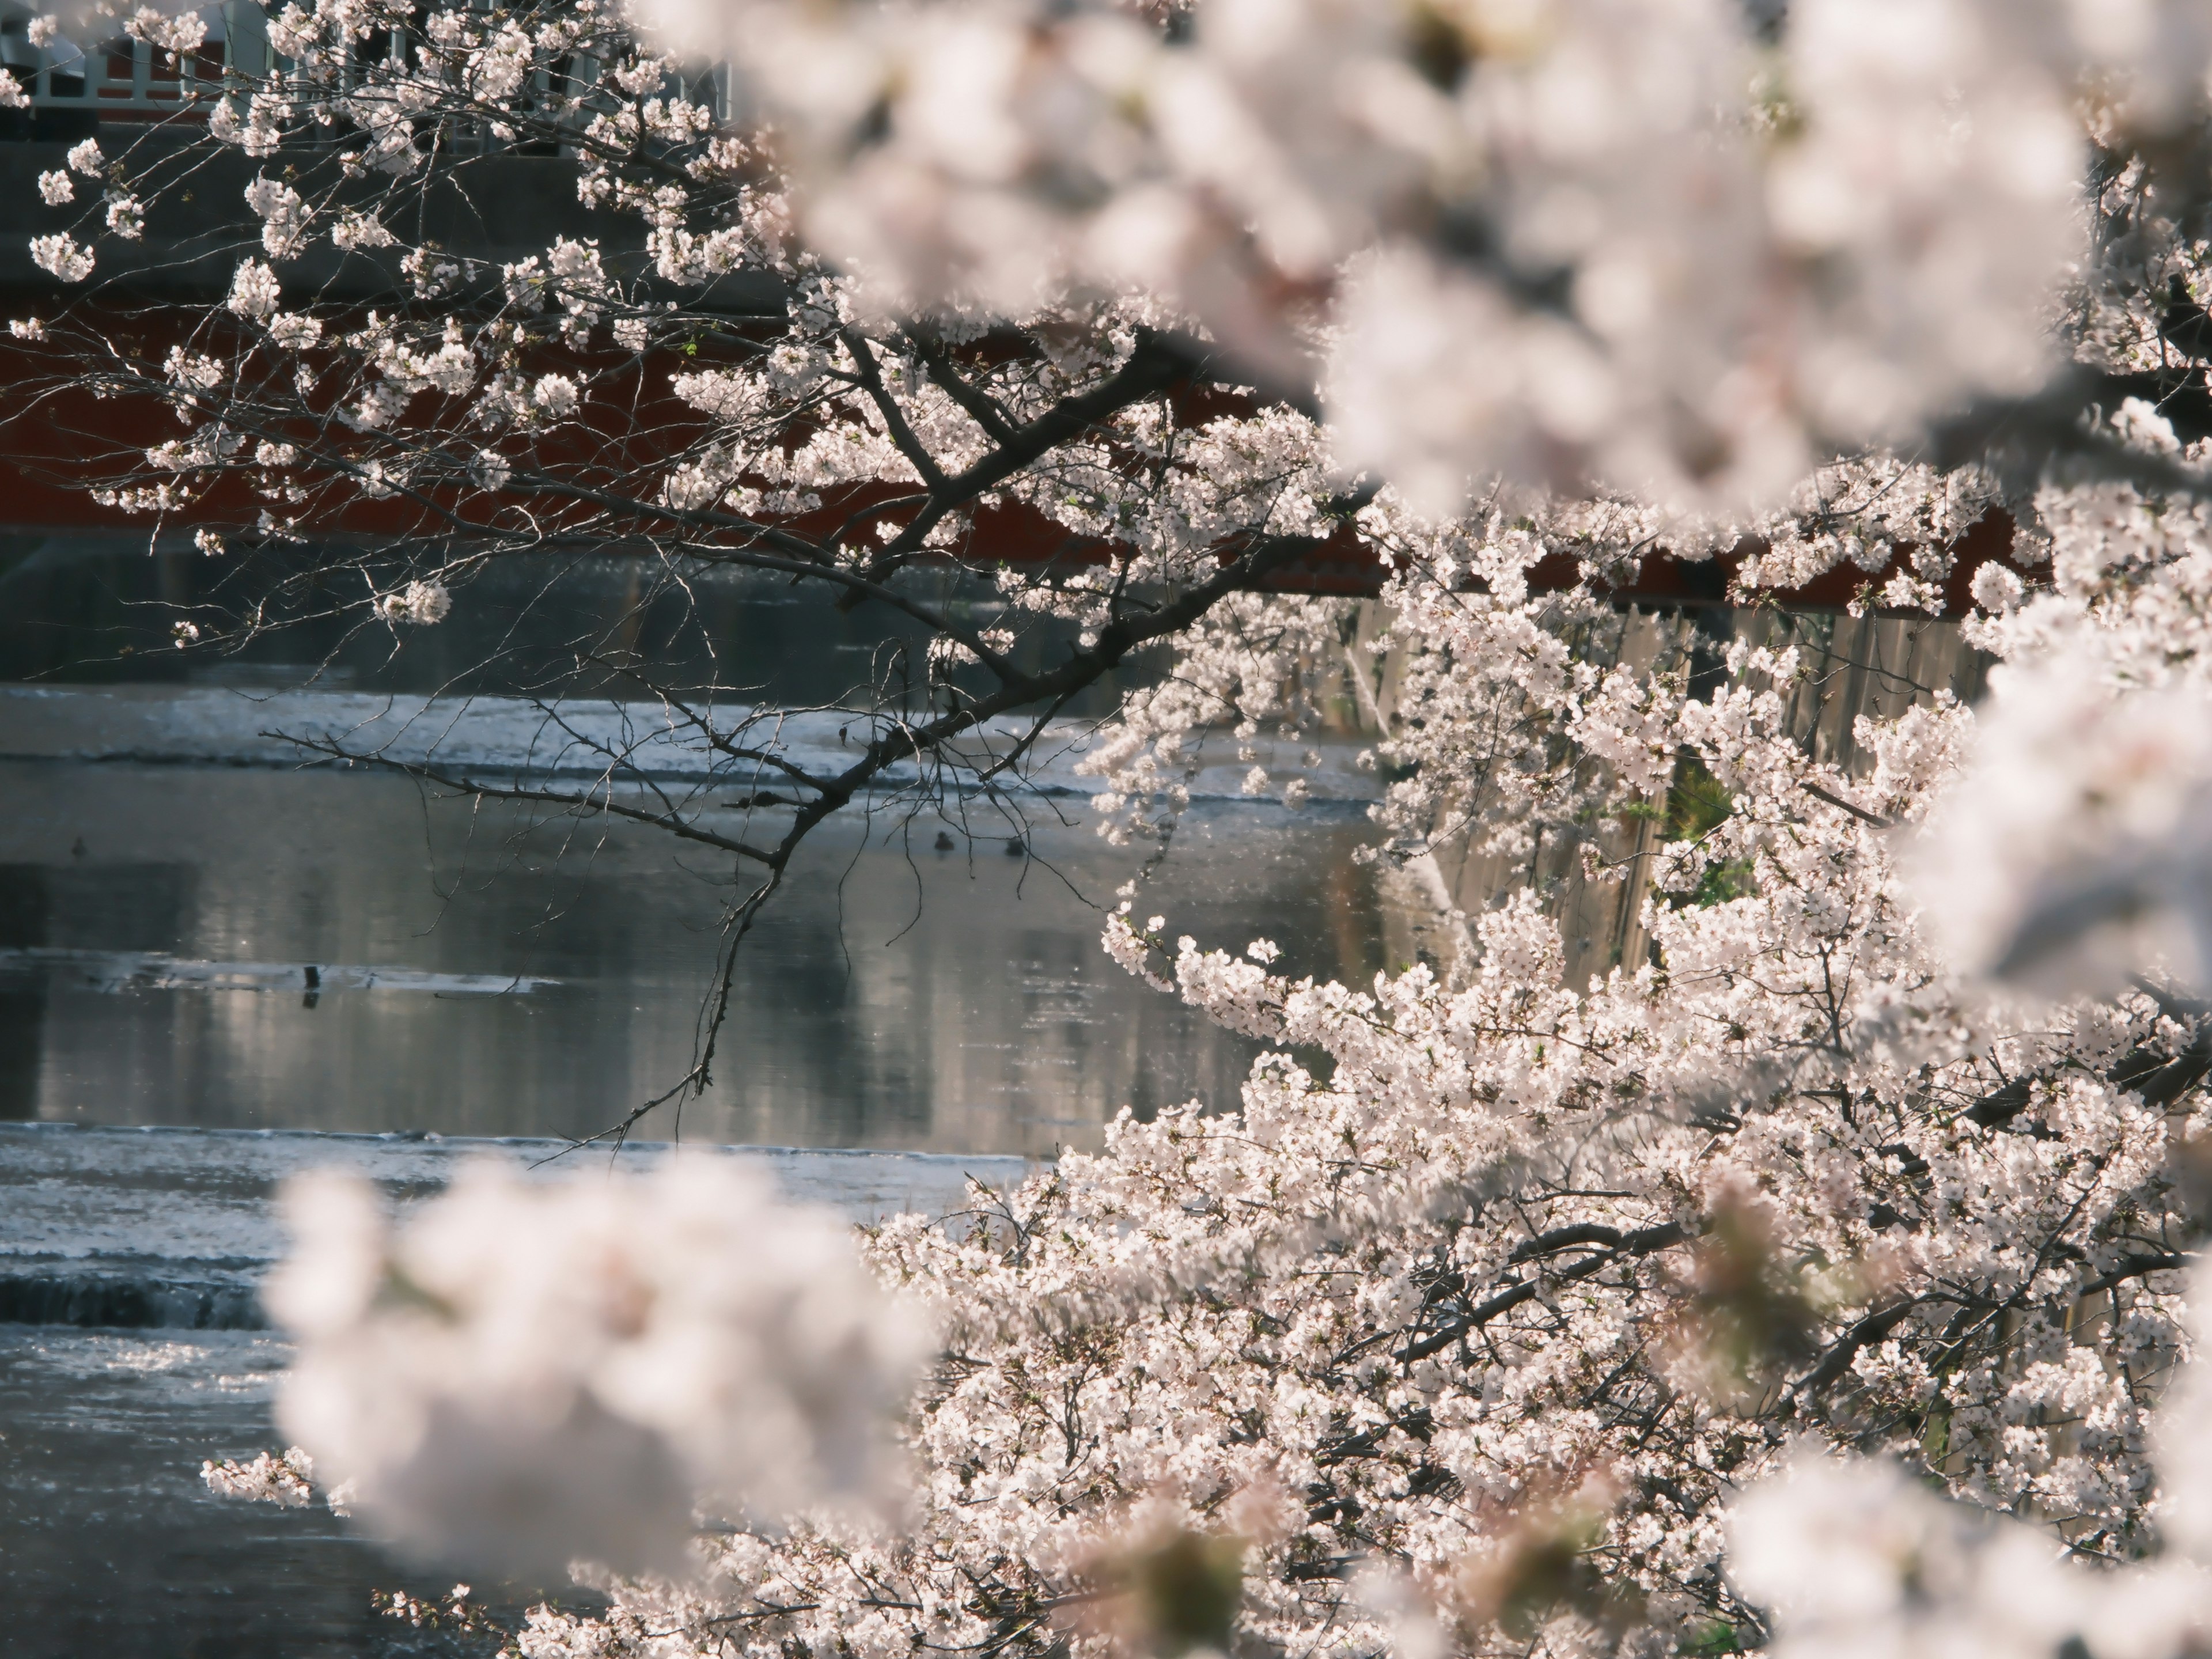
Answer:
[{"left": 1397, "top": 1219, "right": 1696, "bottom": 1363}]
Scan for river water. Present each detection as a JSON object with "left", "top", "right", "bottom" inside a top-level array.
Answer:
[
  {"left": 0, "top": 681, "right": 1398, "bottom": 1656},
  {"left": 0, "top": 1127, "right": 1028, "bottom": 1659}
]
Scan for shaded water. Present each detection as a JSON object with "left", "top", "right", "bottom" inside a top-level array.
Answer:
[
  {"left": 0, "top": 1323, "right": 483, "bottom": 1659},
  {"left": 0, "top": 1129, "right": 1029, "bottom": 1659},
  {"left": 0, "top": 540, "right": 1155, "bottom": 717}
]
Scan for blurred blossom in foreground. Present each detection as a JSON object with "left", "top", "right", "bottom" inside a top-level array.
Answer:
[
  {"left": 632, "top": 0, "right": 2211, "bottom": 514},
  {"left": 1731, "top": 1259, "right": 2212, "bottom": 1659},
  {"left": 1902, "top": 658, "right": 2212, "bottom": 996},
  {"left": 1082, "top": 1515, "right": 1249, "bottom": 1659},
  {"left": 2153, "top": 1272, "right": 2212, "bottom": 1568},
  {"left": 1727, "top": 1448, "right": 2122, "bottom": 1659},
  {"left": 263, "top": 1156, "right": 931, "bottom": 1579}
]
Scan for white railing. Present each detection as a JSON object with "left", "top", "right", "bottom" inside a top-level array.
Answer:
[
  {"left": 4, "top": 1, "right": 263, "bottom": 118},
  {"left": 2, "top": 1, "right": 723, "bottom": 134}
]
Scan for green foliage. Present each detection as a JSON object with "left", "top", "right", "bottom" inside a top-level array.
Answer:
[
  {"left": 1664, "top": 753, "right": 1733, "bottom": 843},
  {"left": 1680, "top": 1618, "right": 1745, "bottom": 1654},
  {"left": 1687, "top": 857, "right": 1756, "bottom": 908},
  {"left": 1659, "top": 752, "right": 1753, "bottom": 907}
]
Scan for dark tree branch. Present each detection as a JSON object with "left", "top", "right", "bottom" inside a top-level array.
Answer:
[{"left": 1397, "top": 1220, "right": 1696, "bottom": 1363}]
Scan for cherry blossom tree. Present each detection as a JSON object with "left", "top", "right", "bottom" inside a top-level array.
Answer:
[{"left": 14, "top": 0, "right": 2212, "bottom": 1654}]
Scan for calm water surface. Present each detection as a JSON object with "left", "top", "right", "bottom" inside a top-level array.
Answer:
[{"left": 0, "top": 754, "right": 1387, "bottom": 1156}]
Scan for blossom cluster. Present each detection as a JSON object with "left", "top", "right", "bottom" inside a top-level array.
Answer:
[
  {"left": 32, "top": 0, "right": 2212, "bottom": 1652},
  {"left": 344, "top": 605, "right": 2205, "bottom": 1657},
  {"left": 263, "top": 1156, "right": 930, "bottom": 1578},
  {"left": 1729, "top": 1264, "right": 2212, "bottom": 1659}
]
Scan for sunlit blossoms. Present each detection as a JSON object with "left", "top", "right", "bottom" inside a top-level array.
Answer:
[
  {"left": 226, "top": 259, "right": 281, "bottom": 320},
  {"left": 200, "top": 1446, "right": 316, "bottom": 1509},
  {"left": 243, "top": 175, "right": 310, "bottom": 260},
  {"left": 33, "top": 0, "right": 2212, "bottom": 1649},
  {"left": 263, "top": 1156, "right": 931, "bottom": 1578},
  {"left": 266, "top": 312, "right": 321, "bottom": 350},
  {"left": 373, "top": 579, "right": 451, "bottom": 626},
  {"left": 446, "top": 590, "right": 2195, "bottom": 1651},
  {"left": 30, "top": 233, "right": 93, "bottom": 282},
  {"left": 530, "top": 372, "right": 580, "bottom": 418},
  {"left": 126, "top": 5, "right": 207, "bottom": 56}
]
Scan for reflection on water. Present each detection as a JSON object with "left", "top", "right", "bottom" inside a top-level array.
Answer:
[{"left": 0, "top": 758, "right": 1386, "bottom": 1154}]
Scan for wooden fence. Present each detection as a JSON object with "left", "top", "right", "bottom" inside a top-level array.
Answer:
[{"left": 1357, "top": 605, "right": 1991, "bottom": 989}]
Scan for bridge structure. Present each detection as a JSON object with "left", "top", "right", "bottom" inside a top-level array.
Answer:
[{"left": 0, "top": 9, "right": 2039, "bottom": 621}]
